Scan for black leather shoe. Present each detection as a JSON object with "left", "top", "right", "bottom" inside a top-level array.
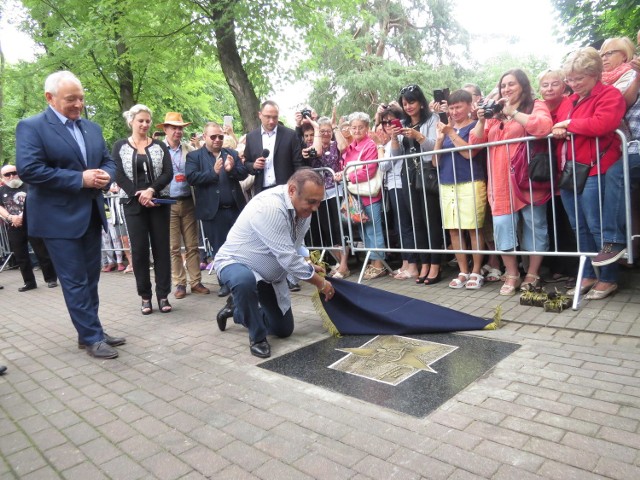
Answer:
[
  {"left": 287, "top": 279, "right": 301, "bottom": 292},
  {"left": 47, "top": 281, "right": 58, "bottom": 288},
  {"left": 78, "top": 333, "right": 126, "bottom": 350},
  {"left": 86, "top": 341, "right": 118, "bottom": 359},
  {"left": 18, "top": 284, "right": 37, "bottom": 292},
  {"left": 216, "top": 295, "right": 234, "bottom": 331},
  {"left": 250, "top": 339, "right": 271, "bottom": 358},
  {"left": 0, "top": 365, "right": 6, "bottom": 375},
  {"left": 217, "top": 284, "right": 230, "bottom": 297}
]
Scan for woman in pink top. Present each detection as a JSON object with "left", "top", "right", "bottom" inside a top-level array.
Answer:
[
  {"left": 336, "top": 112, "right": 386, "bottom": 280},
  {"left": 470, "top": 69, "right": 553, "bottom": 295}
]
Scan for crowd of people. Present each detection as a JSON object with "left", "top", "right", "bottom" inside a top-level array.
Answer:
[{"left": 1, "top": 30, "right": 639, "bottom": 362}]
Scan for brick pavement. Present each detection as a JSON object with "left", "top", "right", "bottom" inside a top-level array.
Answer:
[{"left": 1, "top": 264, "right": 640, "bottom": 479}]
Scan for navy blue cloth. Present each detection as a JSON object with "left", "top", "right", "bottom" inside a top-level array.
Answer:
[{"left": 321, "top": 278, "right": 492, "bottom": 335}]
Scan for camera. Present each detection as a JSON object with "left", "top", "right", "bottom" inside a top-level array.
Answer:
[
  {"left": 479, "top": 99, "right": 503, "bottom": 119},
  {"left": 301, "top": 108, "right": 312, "bottom": 119},
  {"left": 308, "top": 147, "right": 318, "bottom": 158}
]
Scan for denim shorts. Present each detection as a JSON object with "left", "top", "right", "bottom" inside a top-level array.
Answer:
[{"left": 493, "top": 204, "right": 548, "bottom": 252}]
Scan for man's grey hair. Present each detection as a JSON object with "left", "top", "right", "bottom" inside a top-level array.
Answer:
[
  {"left": 123, "top": 104, "right": 152, "bottom": 129},
  {"left": 44, "top": 71, "right": 82, "bottom": 96},
  {"left": 288, "top": 168, "right": 325, "bottom": 192},
  {"left": 348, "top": 112, "right": 370, "bottom": 125}
]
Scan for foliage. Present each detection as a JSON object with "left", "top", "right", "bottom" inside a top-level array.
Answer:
[{"left": 551, "top": 0, "right": 640, "bottom": 46}]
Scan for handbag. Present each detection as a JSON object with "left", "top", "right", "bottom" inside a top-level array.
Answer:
[
  {"left": 509, "top": 141, "right": 552, "bottom": 206},
  {"left": 527, "top": 141, "right": 556, "bottom": 182},
  {"left": 346, "top": 145, "right": 383, "bottom": 197},
  {"left": 340, "top": 193, "right": 369, "bottom": 224},
  {"left": 423, "top": 162, "right": 440, "bottom": 195},
  {"left": 558, "top": 160, "right": 593, "bottom": 194},
  {"left": 346, "top": 166, "right": 383, "bottom": 197}
]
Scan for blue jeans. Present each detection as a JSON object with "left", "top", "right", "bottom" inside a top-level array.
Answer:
[
  {"left": 360, "top": 201, "right": 385, "bottom": 261},
  {"left": 218, "top": 263, "right": 294, "bottom": 343},
  {"left": 560, "top": 176, "right": 617, "bottom": 283},
  {"left": 603, "top": 154, "right": 640, "bottom": 244}
]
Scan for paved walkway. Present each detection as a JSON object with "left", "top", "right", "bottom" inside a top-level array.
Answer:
[{"left": 1, "top": 263, "right": 640, "bottom": 479}]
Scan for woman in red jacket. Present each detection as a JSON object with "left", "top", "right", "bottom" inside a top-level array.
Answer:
[{"left": 552, "top": 47, "right": 626, "bottom": 300}]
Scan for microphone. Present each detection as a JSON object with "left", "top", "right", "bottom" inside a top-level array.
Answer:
[{"left": 261, "top": 148, "right": 270, "bottom": 159}]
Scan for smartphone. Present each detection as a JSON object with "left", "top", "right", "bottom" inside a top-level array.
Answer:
[
  {"left": 433, "top": 89, "right": 449, "bottom": 123},
  {"left": 223, "top": 115, "right": 233, "bottom": 127},
  {"left": 390, "top": 118, "right": 403, "bottom": 129}
]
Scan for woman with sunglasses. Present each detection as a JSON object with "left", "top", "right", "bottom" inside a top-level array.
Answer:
[
  {"left": 389, "top": 84, "right": 443, "bottom": 285},
  {"left": 113, "top": 104, "right": 174, "bottom": 314},
  {"left": 470, "top": 69, "right": 553, "bottom": 296}
]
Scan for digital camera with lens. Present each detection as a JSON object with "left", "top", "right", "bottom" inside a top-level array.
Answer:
[
  {"left": 307, "top": 147, "right": 318, "bottom": 158},
  {"left": 479, "top": 99, "right": 503, "bottom": 119},
  {"left": 301, "top": 108, "right": 312, "bottom": 119}
]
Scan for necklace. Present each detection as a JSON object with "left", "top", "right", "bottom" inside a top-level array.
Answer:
[{"left": 130, "top": 136, "right": 149, "bottom": 153}]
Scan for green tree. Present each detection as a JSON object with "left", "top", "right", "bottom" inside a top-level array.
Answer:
[{"left": 551, "top": 0, "right": 640, "bottom": 46}]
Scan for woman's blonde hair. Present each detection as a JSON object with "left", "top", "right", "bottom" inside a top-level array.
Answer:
[
  {"left": 537, "top": 69, "right": 564, "bottom": 85},
  {"left": 122, "top": 104, "right": 152, "bottom": 129},
  {"left": 600, "top": 37, "right": 635, "bottom": 63},
  {"left": 563, "top": 47, "right": 603, "bottom": 79}
]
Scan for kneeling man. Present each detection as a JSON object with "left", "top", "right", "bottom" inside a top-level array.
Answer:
[{"left": 214, "top": 169, "right": 335, "bottom": 358}]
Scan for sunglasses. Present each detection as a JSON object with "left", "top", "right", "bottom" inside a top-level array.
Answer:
[
  {"left": 2, "top": 171, "right": 18, "bottom": 178},
  {"left": 209, "top": 134, "right": 225, "bottom": 141},
  {"left": 400, "top": 84, "right": 419, "bottom": 95}
]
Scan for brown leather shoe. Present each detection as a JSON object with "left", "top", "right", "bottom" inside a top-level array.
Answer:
[
  {"left": 174, "top": 285, "right": 187, "bottom": 299},
  {"left": 191, "top": 283, "right": 210, "bottom": 294}
]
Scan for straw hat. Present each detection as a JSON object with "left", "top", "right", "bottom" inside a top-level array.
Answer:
[{"left": 156, "top": 112, "right": 191, "bottom": 128}]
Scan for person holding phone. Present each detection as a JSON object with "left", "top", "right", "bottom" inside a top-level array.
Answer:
[
  {"left": 390, "top": 84, "right": 443, "bottom": 285},
  {"left": 113, "top": 104, "right": 174, "bottom": 314}
]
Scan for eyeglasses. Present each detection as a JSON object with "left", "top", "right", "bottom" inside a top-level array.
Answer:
[
  {"left": 350, "top": 125, "right": 368, "bottom": 132},
  {"left": 400, "top": 84, "right": 419, "bottom": 95},
  {"left": 2, "top": 171, "right": 17, "bottom": 178},
  {"left": 319, "top": 130, "right": 333, "bottom": 135},
  {"left": 209, "top": 134, "right": 225, "bottom": 141},
  {"left": 600, "top": 50, "right": 621, "bottom": 59},
  {"left": 564, "top": 76, "right": 588, "bottom": 85}
]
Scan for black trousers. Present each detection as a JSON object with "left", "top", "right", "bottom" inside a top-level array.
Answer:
[
  {"left": 307, "top": 197, "right": 343, "bottom": 248},
  {"left": 123, "top": 203, "right": 172, "bottom": 299},
  {"left": 7, "top": 226, "right": 57, "bottom": 286},
  {"left": 201, "top": 207, "right": 241, "bottom": 259}
]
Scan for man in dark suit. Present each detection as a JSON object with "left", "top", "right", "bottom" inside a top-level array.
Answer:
[
  {"left": 244, "top": 100, "right": 304, "bottom": 194},
  {"left": 16, "top": 70, "right": 125, "bottom": 359},
  {"left": 186, "top": 122, "right": 248, "bottom": 296},
  {"left": 244, "top": 100, "right": 305, "bottom": 291}
]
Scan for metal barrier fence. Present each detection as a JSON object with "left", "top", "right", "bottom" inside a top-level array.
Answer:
[
  {"left": 302, "top": 131, "right": 633, "bottom": 310},
  {"left": 0, "top": 221, "right": 13, "bottom": 272}
]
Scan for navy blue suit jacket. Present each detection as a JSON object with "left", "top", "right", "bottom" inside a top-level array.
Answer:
[
  {"left": 16, "top": 107, "right": 115, "bottom": 238},
  {"left": 185, "top": 146, "right": 248, "bottom": 221}
]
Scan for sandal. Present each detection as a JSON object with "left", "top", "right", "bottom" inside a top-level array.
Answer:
[
  {"left": 158, "top": 298, "right": 172, "bottom": 313},
  {"left": 423, "top": 271, "right": 442, "bottom": 285},
  {"left": 124, "top": 265, "right": 133, "bottom": 274},
  {"left": 332, "top": 269, "right": 351, "bottom": 279},
  {"left": 482, "top": 264, "right": 502, "bottom": 282},
  {"left": 394, "top": 269, "right": 418, "bottom": 280},
  {"left": 499, "top": 274, "right": 521, "bottom": 296},
  {"left": 520, "top": 274, "right": 542, "bottom": 292},
  {"left": 415, "top": 275, "right": 427, "bottom": 284},
  {"left": 448, "top": 273, "right": 470, "bottom": 289},
  {"left": 363, "top": 266, "right": 387, "bottom": 280},
  {"left": 466, "top": 273, "right": 485, "bottom": 290},
  {"left": 141, "top": 298, "right": 153, "bottom": 315}
]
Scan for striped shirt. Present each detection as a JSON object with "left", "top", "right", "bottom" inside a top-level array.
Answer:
[{"left": 214, "top": 185, "right": 314, "bottom": 314}]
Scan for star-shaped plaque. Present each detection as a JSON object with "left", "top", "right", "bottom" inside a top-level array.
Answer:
[{"left": 329, "top": 335, "right": 458, "bottom": 386}]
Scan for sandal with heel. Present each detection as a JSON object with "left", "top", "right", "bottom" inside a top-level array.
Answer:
[
  {"left": 521, "top": 274, "right": 541, "bottom": 291},
  {"left": 158, "top": 298, "right": 172, "bottom": 313},
  {"left": 499, "top": 274, "right": 521, "bottom": 296},
  {"left": 141, "top": 298, "right": 153, "bottom": 315}
]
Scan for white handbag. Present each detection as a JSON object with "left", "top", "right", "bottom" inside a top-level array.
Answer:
[{"left": 346, "top": 147, "right": 383, "bottom": 197}]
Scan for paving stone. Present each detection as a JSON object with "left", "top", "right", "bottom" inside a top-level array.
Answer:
[
  {"left": 61, "top": 460, "right": 109, "bottom": 480},
  {"left": 253, "top": 458, "right": 313, "bottom": 480},
  {"left": 253, "top": 434, "right": 308, "bottom": 464},
  {"left": 473, "top": 439, "right": 545, "bottom": 473},
  {"left": 464, "top": 420, "right": 530, "bottom": 448},
  {"left": 180, "top": 445, "right": 230, "bottom": 476},
  {"left": 593, "top": 455, "right": 640, "bottom": 480},
  {"left": 215, "top": 464, "right": 260, "bottom": 480},
  {"left": 492, "top": 464, "right": 547, "bottom": 480},
  {"left": 6, "top": 447, "right": 48, "bottom": 476},
  {"left": 386, "top": 448, "right": 454, "bottom": 479},
  {"left": 293, "top": 451, "right": 356, "bottom": 479},
  {"left": 99, "top": 454, "right": 149, "bottom": 480},
  {"left": 430, "top": 443, "right": 501, "bottom": 478},
  {"left": 537, "top": 459, "right": 609, "bottom": 480},
  {"left": 117, "top": 434, "right": 162, "bottom": 462},
  {"left": 140, "top": 451, "right": 192, "bottom": 480},
  {"left": 352, "top": 454, "right": 419, "bottom": 479},
  {"left": 500, "top": 415, "right": 565, "bottom": 442},
  {"left": 524, "top": 437, "right": 598, "bottom": 471}
]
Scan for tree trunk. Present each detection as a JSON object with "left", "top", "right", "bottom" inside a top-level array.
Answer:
[
  {"left": 0, "top": 35, "right": 5, "bottom": 164},
  {"left": 211, "top": 12, "right": 260, "bottom": 132}
]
